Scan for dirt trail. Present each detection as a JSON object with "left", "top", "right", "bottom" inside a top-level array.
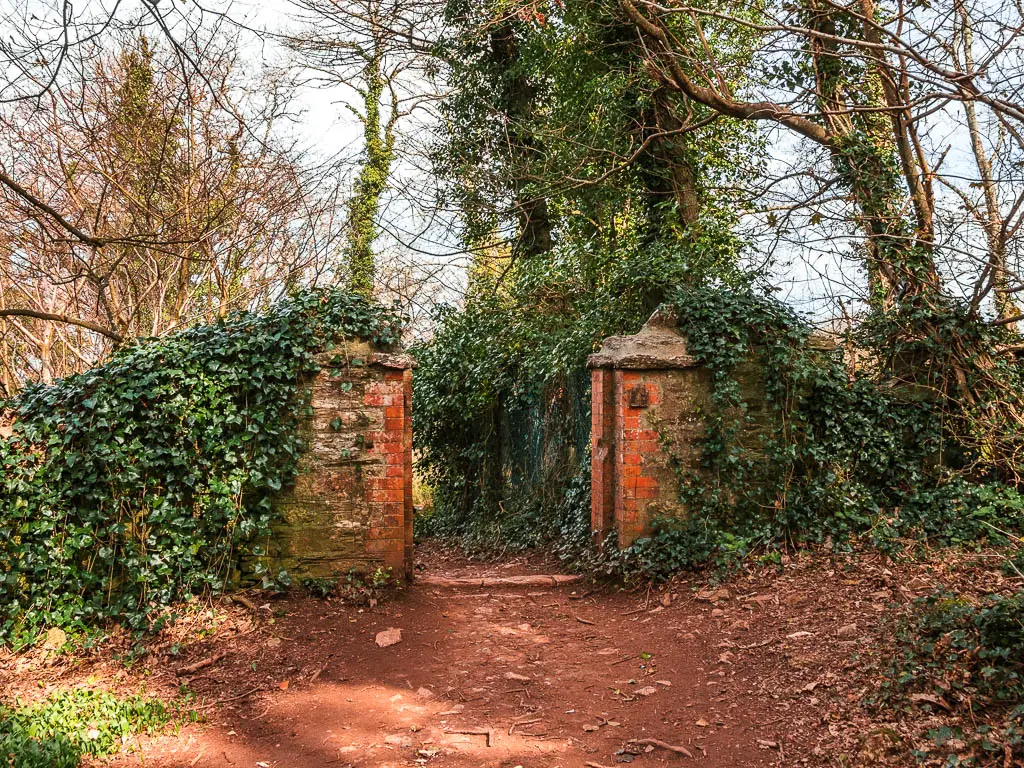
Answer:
[
  {"left": 3, "top": 542, "right": 1004, "bottom": 766},
  {"left": 92, "top": 542, "right": 997, "bottom": 768},
  {"left": 114, "top": 551, "right": 795, "bottom": 768}
]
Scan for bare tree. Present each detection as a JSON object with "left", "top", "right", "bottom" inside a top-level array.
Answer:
[
  {"left": 617, "top": 0, "right": 1024, "bottom": 324},
  {"left": 0, "top": 32, "right": 339, "bottom": 387}
]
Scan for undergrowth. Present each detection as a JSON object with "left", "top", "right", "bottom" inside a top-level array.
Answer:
[
  {"left": 418, "top": 284, "right": 1024, "bottom": 576},
  {"left": 873, "top": 589, "right": 1024, "bottom": 765},
  {"left": 0, "top": 689, "right": 173, "bottom": 768},
  {"left": 0, "top": 289, "right": 402, "bottom": 646},
  {"left": 300, "top": 565, "right": 394, "bottom": 604}
]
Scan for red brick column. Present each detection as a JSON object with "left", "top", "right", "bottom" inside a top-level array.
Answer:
[
  {"left": 364, "top": 370, "right": 412, "bottom": 578},
  {"left": 590, "top": 368, "right": 616, "bottom": 542},
  {"left": 588, "top": 311, "right": 699, "bottom": 548},
  {"left": 402, "top": 368, "right": 414, "bottom": 577},
  {"left": 614, "top": 372, "right": 662, "bottom": 548}
]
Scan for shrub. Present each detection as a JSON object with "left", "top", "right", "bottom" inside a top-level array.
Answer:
[
  {"left": 0, "top": 289, "right": 401, "bottom": 644},
  {"left": 0, "top": 689, "right": 171, "bottom": 768}
]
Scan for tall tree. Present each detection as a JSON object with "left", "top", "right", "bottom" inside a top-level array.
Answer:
[
  {"left": 618, "top": 0, "right": 1024, "bottom": 322},
  {"left": 0, "top": 34, "right": 333, "bottom": 387},
  {"left": 287, "top": 0, "right": 441, "bottom": 296},
  {"left": 436, "top": 0, "right": 756, "bottom": 288}
]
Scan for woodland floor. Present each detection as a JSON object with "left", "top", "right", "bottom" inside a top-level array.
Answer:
[{"left": 0, "top": 541, "right": 1012, "bottom": 768}]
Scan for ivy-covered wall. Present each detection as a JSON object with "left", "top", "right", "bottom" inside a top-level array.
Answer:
[
  {"left": 0, "top": 290, "right": 406, "bottom": 644},
  {"left": 589, "top": 306, "right": 831, "bottom": 547},
  {"left": 589, "top": 310, "right": 760, "bottom": 545}
]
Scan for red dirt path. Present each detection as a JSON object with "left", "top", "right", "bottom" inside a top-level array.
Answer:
[
  {"left": 114, "top": 551, "right": 793, "bottom": 768},
  {"left": 5, "top": 543, "right": 998, "bottom": 767}
]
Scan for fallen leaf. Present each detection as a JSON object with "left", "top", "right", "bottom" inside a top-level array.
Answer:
[
  {"left": 279, "top": 680, "right": 289, "bottom": 690},
  {"left": 42, "top": 627, "right": 67, "bottom": 651},
  {"left": 696, "top": 718, "right": 709, "bottom": 727}
]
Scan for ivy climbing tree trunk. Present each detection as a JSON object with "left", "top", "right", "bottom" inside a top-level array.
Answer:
[
  {"left": 347, "top": 48, "right": 398, "bottom": 297},
  {"left": 621, "top": 0, "right": 946, "bottom": 314},
  {"left": 803, "top": 0, "right": 942, "bottom": 309},
  {"left": 487, "top": 21, "right": 553, "bottom": 260}
]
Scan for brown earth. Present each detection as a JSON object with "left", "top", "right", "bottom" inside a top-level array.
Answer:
[{"left": 0, "top": 543, "right": 1013, "bottom": 768}]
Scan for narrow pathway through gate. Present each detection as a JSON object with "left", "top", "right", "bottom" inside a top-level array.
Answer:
[{"left": 108, "top": 544, "right": 901, "bottom": 768}]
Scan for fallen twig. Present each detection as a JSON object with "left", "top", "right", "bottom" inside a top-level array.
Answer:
[
  {"left": 608, "top": 653, "right": 640, "bottom": 666},
  {"left": 509, "top": 717, "right": 541, "bottom": 735},
  {"left": 419, "top": 575, "right": 583, "bottom": 588},
  {"left": 199, "top": 685, "right": 265, "bottom": 710},
  {"left": 176, "top": 651, "right": 228, "bottom": 676},
  {"left": 738, "top": 638, "right": 778, "bottom": 651},
  {"left": 310, "top": 662, "right": 329, "bottom": 682},
  {"left": 631, "top": 737, "right": 694, "bottom": 758},
  {"left": 228, "top": 593, "right": 258, "bottom": 611},
  {"left": 574, "top": 615, "right": 596, "bottom": 625}
]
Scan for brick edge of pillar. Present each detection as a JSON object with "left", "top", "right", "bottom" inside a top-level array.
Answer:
[
  {"left": 367, "top": 352, "right": 416, "bottom": 582},
  {"left": 587, "top": 309, "right": 697, "bottom": 549}
]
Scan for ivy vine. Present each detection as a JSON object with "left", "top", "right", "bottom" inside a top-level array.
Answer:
[
  {"left": 622, "top": 286, "right": 1024, "bottom": 579},
  {"left": 0, "top": 289, "right": 402, "bottom": 645}
]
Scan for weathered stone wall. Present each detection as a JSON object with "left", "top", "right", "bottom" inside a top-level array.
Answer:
[
  {"left": 588, "top": 310, "right": 768, "bottom": 547},
  {"left": 257, "top": 340, "right": 414, "bottom": 582}
]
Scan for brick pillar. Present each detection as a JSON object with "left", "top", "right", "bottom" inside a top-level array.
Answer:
[
  {"left": 364, "top": 366, "right": 414, "bottom": 579},
  {"left": 590, "top": 368, "right": 616, "bottom": 542},
  {"left": 402, "top": 368, "right": 414, "bottom": 578},
  {"left": 588, "top": 309, "right": 695, "bottom": 548}
]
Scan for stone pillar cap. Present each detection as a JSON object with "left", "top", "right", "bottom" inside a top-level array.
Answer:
[
  {"left": 369, "top": 352, "right": 416, "bottom": 369},
  {"left": 587, "top": 307, "right": 697, "bottom": 370}
]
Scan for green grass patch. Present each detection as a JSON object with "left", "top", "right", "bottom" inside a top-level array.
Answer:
[{"left": 0, "top": 689, "right": 172, "bottom": 768}]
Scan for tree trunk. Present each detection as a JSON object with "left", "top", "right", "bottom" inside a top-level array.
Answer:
[{"left": 489, "top": 23, "right": 553, "bottom": 259}]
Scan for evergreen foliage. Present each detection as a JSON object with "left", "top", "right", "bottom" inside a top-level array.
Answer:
[
  {"left": 0, "top": 290, "right": 401, "bottom": 645},
  {"left": 413, "top": 236, "right": 744, "bottom": 553},
  {"left": 0, "top": 690, "right": 171, "bottom": 768},
  {"left": 621, "top": 287, "right": 1024, "bottom": 578},
  {"left": 876, "top": 590, "right": 1024, "bottom": 764}
]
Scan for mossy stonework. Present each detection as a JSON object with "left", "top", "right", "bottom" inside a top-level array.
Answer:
[
  {"left": 588, "top": 310, "right": 769, "bottom": 547},
  {"left": 259, "top": 342, "right": 414, "bottom": 582}
]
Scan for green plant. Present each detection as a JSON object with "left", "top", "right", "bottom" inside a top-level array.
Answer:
[
  {"left": 301, "top": 577, "right": 339, "bottom": 599},
  {"left": 412, "top": 231, "right": 745, "bottom": 557},
  {"left": 613, "top": 286, "right": 1024, "bottom": 582},
  {"left": 370, "top": 566, "right": 392, "bottom": 587},
  {"left": 0, "top": 689, "right": 171, "bottom": 768},
  {"left": 0, "top": 288, "right": 402, "bottom": 645},
  {"left": 873, "top": 590, "right": 1024, "bottom": 765},
  {"left": 302, "top": 567, "right": 395, "bottom": 604}
]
